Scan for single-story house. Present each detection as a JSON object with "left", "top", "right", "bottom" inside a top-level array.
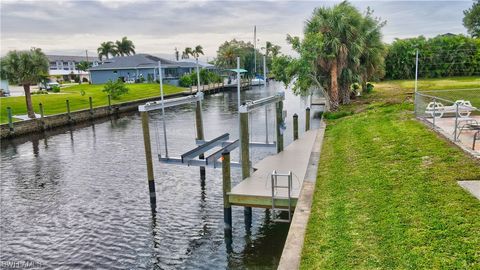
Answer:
[{"left": 89, "top": 54, "right": 216, "bottom": 85}]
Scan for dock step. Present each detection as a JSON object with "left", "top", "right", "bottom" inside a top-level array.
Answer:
[{"left": 271, "top": 170, "right": 293, "bottom": 223}]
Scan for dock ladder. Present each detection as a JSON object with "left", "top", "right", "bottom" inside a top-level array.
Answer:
[{"left": 271, "top": 170, "right": 293, "bottom": 223}]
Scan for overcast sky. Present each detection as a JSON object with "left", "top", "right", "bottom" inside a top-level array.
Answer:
[{"left": 0, "top": 0, "right": 473, "bottom": 61}]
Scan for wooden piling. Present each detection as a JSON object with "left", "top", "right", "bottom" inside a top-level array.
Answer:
[
  {"left": 293, "top": 113, "right": 298, "bottom": 140},
  {"left": 276, "top": 101, "right": 284, "bottom": 153},
  {"left": 39, "top": 103, "right": 44, "bottom": 118},
  {"left": 305, "top": 107, "right": 310, "bottom": 131},
  {"left": 89, "top": 97, "right": 94, "bottom": 117},
  {"left": 239, "top": 112, "right": 250, "bottom": 179},
  {"left": 141, "top": 111, "right": 157, "bottom": 207},
  {"left": 195, "top": 100, "right": 206, "bottom": 178},
  {"left": 239, "top": 110, "right": 252, "bottom": 226},
  {"left": 222, "top": 151, "right": 232, "bottom": 232},
  {"left": 66, "top": 100, "right": 71, "bottom": 121},
  {"left": 39, "top": 103, "right": 45, "bottom": 130},
  {"left": 108, "top": 95, "right": 112, "bottom": 111},
  {"left": 7, "top": 107, "right": 13, "bottom": 132}
]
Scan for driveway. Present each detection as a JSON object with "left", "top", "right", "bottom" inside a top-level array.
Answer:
[{"left": 6, "top": 85, "right": 40, "bottom": 96}]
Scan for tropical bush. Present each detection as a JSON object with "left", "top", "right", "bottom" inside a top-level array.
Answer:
[
  {"left": 384, "top": 34, "right": 480, "bottom": 79},
  {"left": 102, "top": 80, "right": 129, "bottom": 99},
  {"left": 179, "top": 74, "right": 193, "bottom": 87},
  {"left": 365, "top": 83, "right": 375, "bottom": 93},
  {"left": 31, "top": 90, "right": 49, "bottom": 95},
  {"left": 179, "top": 70, "right": 222, "bottom": 87},
  {"left": 51, "top": 85, "right": 61, "bottom": 93}
]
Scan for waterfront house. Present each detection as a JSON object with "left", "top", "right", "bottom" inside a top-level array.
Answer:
[
  {"left": 89, "top": 54, "right": 215, "bottom": 86},
  {"left": 47, "top": 55, "right": 99, "bottom": 82}
]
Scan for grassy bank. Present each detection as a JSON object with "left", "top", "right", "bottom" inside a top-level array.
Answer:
[
  {"left": 378, "top": 76, "right": 480, "bottom": 106},
  {"left": 301, "top": 77, "right": 480, "bottom": 269},
  {"left": 0, "top": 83, "right": 186, "bottom": 124}
]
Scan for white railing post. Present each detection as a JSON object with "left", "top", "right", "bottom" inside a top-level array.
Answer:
[{"left": 454, "top": 103, "right": 459, "bottom": 141}]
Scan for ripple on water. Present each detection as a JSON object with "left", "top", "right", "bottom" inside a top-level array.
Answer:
[{"left": 1, "top": 82, "right": 318, "bottom": 269}]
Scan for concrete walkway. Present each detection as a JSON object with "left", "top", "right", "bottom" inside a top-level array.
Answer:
[{"left": 458, "top": 181, "right": 480, "bottom": 200}]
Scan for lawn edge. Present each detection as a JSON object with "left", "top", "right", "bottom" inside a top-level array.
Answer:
[{"left": 278, "top": 119, "right": 326, "bottom": 270}]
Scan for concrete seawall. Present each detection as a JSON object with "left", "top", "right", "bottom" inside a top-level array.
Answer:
[
  {"left": 277, "top": 119, "right": 326, "bottom": 270},
  {"left": 1, "top": 94, "right": 177, "bottom": 139}
]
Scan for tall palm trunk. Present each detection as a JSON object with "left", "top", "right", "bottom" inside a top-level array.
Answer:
[
  {"left": 23, "top": 84, "right": 36, "bottom": 118},
  {"left": 340, "top": 82, "right": 350, "bottom": 104},
  {"left": 330, "top": 62, "right": 339, "bottom": 111}
]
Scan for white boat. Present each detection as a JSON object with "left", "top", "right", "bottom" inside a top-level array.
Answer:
[{"left": 251, "top": 77, "right": 265, "bottom": 86}]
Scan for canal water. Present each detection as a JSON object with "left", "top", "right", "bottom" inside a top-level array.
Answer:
[{"left": 0, "top": 82, "right": 321, "bottom": 269}]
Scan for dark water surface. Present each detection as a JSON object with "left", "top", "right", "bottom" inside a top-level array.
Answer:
[{"left": 1, "top": 82, "right": 321, "bottom": 269}]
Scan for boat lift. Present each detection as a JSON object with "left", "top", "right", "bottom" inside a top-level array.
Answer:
[
  {"left": 139, "top": 90, "right": 285, "bottom": 169},
  {"left": 139, "top": 58, "right": 287, "bottom": 214}
]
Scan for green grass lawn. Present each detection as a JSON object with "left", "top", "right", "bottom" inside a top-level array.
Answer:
[
  {"left": 0, "top": 83, "right": 186, "bottom": 123},
  {"left": 301, "top": 77, "right": 480, "bottom": 269},
  {"left": 376, "top": 76, "right": 480, "bottom": 108}
]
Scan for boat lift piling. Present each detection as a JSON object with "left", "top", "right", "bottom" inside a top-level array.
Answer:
[
  {"left": 305, "top": 107, "right": 311, "bottom": 131},
  {"left": 141, "top": 111, "right": 157, "bottom": 208},
  {"left": 222, "top": 150, "right": 233, "bottom": 247},
  {"left": 293, "top": 113, "right": 298, "bottom": 140}
]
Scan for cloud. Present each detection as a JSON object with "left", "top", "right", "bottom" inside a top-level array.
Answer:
[{"left": 0, "top": 0, "right": 472, "bottom": 59}]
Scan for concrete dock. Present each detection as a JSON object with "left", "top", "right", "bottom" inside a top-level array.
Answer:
[{"left": 228, "top": 128, "right": 319, "bottom": 208}]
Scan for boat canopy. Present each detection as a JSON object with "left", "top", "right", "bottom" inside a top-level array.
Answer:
[{"left": 226, "top": 68, "right": 248, "bottom": 73}]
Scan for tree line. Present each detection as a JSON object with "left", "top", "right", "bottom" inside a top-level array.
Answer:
[
  {"left": 215, "top": 39, "right": 281, "bottom": 76},
  {"left": 269, "top": 0, "right": 479, "bottom": 111},
  {"left": 384, "top": 34, "right": 480, "bottom": 80}
]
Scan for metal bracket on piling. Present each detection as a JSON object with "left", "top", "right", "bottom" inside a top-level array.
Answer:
[{"left": 138, "top": 92, "right": 204, "bottom": 112}]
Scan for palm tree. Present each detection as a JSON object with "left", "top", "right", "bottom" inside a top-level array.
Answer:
[
  {"left": 358, "top": 8, "right": 386, "bottom": 92},
  {"left": 182, "top": 47, "right": 193, "bottom": 59},
  {"left": 191, "top": 45, "right": 204, "bottom": 59},
  {"left": 263, "top": 41, "right": 281, "bottom": 57},
  {"left": 189, "top": 45, "right": 204, "bottom": 89},
  {"left": 305, "top": 1, "right": 364, "bottom": 110},
  {"left": 0, "top": 48, "right": 49, "bottom": 118},
  {"left": 115, "top": 37, "right": 136, "bottom": 56},
  {"left": 217, "top": 45, "right": 237, "bottom": 68},
  {"left": 76, "top": 61, "right": 92, "bottom": 84},
  {"left": 175, "top": 47, "right": 179, "bottom": 61},
  {"left": 97, "top": 41, "right": 117, "bottom": 61}
]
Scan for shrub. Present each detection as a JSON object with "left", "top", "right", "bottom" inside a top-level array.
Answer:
[
  {"left": 31, "top": 90, "right": 49, "bottom": 95},
  {"left": 51, "top": 85, "right": 60, "bottom": 93},
  {"left": 179, "top": 74, "right": 193, "bottom": 87},
  {"left": 102, "top": 80, "right": 129, "bottom": 99},
  {"left": 74, "top": 76, "right": 80, "bottom": 83},
  {"left": 82, "top": 77, "right": 89, "bottom": 83},
  {"left": 365, "top": 83, "right": 374, "bottom": 93}
]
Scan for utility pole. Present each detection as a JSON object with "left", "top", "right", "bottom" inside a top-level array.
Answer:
[
  {"left": 414, "top": 49, "right": 419, "bottom": 93},
  {"left": 86, "top": 50, "right": 91, "bottom": 83},
  {"left": 253, "top": 25, "right": 257, "bottom": 75}
]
